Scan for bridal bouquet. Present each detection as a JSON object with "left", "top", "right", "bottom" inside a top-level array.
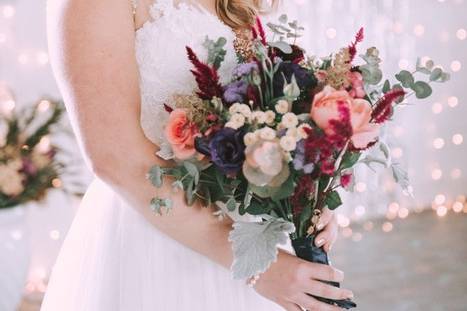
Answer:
[
  {"left": 148, "top": 15, "right": 449, "bottom": 309},
  {"left": 0, "top": 99, "right": 80, "bottom": 209}
]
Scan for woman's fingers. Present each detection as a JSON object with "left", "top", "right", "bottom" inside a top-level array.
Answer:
[
  {"left": 294, "top": 293, "right": 343, "bottom": 311},
  {"left": 303, "top": 262, "right": 344, "bottom": 283},
  {"left": 316, "top": 208, "right": 333, "bottom": 231},
  {"left": 315, "top": 209, "right": 338, "bottom": 251},
  {"left": 283, "top": 302, "right": 303, "bottom": 311},
  {"left": 302, "top": 279, "right": 353, "bottom": 301}
]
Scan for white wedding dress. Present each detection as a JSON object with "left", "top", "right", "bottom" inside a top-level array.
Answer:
[{"left": 41, "top": 0, "right": 284, "bottom": 310}]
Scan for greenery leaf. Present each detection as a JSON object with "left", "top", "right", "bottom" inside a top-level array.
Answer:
[
  {"left": 184, "top": 162, "right": 200, "bottom": 185},
  {"left": 391, "top": 163, "right": 413, "bottom": 196},
  {"left": 147, "top": 166, "right": 163, "bottom": 188},
  {"left": 324, "top": 191, "right": 342, "bottom": 210},
  {"left": 229, "top": 219, "right": 295, "bottom": 279},
  {"left": 412, "top": 81, "right": 433, "bottom": 99},
  {"left": 382, "top": 79, "right": 391, "bottom": 93},
  {"left": 395, "top": 70, "right": 415, "bottom": 88},
  {"left": 339, "top": 152, "right": 361, "bottom": 171},
  {"left": 268, "top": 41, "right": 293, "bottom": 54},
  {"left": 278, "top": 14, "right": 288, "bottom": 24},
  {"left": 150, "top": 197, "right": 173, "bottom": 215},
  {"left": 430, "top": 68, "right": 443, "bottom": 82},
  {"left": 226, "top": 196, "right": 237, "bottom": 212}
]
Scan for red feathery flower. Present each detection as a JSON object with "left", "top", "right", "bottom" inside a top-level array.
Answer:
[
  {"left": 163, "top": 104, "right": 174, "bottom": 113},
  {"left": 291, "top": 175, "right": 315, "bottom": 216},
  {"left": 348, "top": 27, "right": 364, "bottom": 64},
  {"left": 371, "top": 89, "right": 406, "bottom": 123},
  {"left": 186, "top": 46, "right": 224, "bottom": 100},
  {"left": 256, "top": 17, "right": 267, "bottom": 45}
]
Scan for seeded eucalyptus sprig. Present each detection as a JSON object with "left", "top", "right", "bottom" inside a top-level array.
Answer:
[{"left": 266, "top": 14, "right": 305, "bottom": 54}]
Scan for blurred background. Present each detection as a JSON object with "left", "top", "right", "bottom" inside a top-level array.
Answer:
[{"left": 0, "top": 0, "right": 465, "bottom": 310}]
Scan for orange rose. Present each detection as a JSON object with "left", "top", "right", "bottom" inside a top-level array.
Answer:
[
  {"left": 310, "top": 86, "right": 380, "bottom": 149},
  {"left": 165, "top": 109, "right": 198, "bottom": 160}
]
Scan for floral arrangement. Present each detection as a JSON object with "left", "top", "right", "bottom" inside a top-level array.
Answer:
[
  {"left": 148, "top": 15, "right": 449, "bottom": 309},
  {"left": 0, "top": 99, "right": 76, "bottom": 209}
]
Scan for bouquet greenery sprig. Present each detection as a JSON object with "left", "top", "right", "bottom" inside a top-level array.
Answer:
[
  {"left": 147, "top": 15, "right": 449, "bottom": 309},
  {"left": 0, "top": 99, "right": 80, "bottom": 209}
]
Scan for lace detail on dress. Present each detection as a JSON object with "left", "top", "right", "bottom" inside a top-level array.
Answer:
[{"left": 135, "top": 0, "right": 236, "bottom": 147}]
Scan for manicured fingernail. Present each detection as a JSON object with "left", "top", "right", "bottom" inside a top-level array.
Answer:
[
  {"left": 316, "top": 238, "right": 326, "bottom": 247},
  {"left": 346, "top": 291, "right": 354, "bottom": 299},
  {"left": 317, "top": 223, "right": 324, "bottom": 231}
]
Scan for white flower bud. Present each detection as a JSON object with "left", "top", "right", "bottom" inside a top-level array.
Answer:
[
  {"left": 229, "top": 103, "right": 241, "bottom": 115},
  {"left": 238, "top": 104, "right": 252, "bottom": 118},
  {"left": 252, "top": 111, "right": 267, "bottom": 124},
  {"left": 259, "top": 127, "right": 276, "bottom": 140},
  {"left": 275, "top": 100, "right": 290, "bottom": 114},
  {"left": 265, "top": 110, "right": 276, "bottom": 125},
  {"left": 280, "top": 135, "right": 297, "bottom": 152},
  {"left": 281, "top": 112, "right": 299, "bottom": 128},
  {"left": 244, "top": 132, "right": 258, "bottom": 146}
]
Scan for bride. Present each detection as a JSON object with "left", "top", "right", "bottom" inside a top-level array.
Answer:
[{"left": 42, "top": 0, "right": 353, "bottom": 310}]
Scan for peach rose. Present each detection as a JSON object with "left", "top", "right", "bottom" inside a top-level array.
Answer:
[
  {"left": 165, "top": 109, "right": 199, "bottom": 160},
  {"left": 310, "top": 86, "right": 380, "bottom": 149}
]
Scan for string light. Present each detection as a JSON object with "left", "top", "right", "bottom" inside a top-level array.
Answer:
[
  {"left": 434, "top": 194, "right": 446, "bottom": 205},
  {"left": 431, "top": 169, "right": 443, "bottom": 180},
  {"left": 413, "top": 24, "right": 425, "bottom": 36},
  {"left": 49, "top": 230, "right": 61, "bottom": 240},
  {"left": 452, "top": 202, "right": 464, "bottom": 213},
  {"left": 433, "top": 138, "right": 445, "bottom": 149},
  {"left": 432, "top": 102, "right": 443, "bottom": 114},
  {"left": 457, "top": 28, "right": 467, "bottom": 40},
  {"left": 436, "top": 205, "right": 448, "bottom": 217},
  {"left": 450, "top": 60, "right": 462, "bottom": 72},
  {"left": 2, "top": 5, "right": 15, "bottom": 18},
  {"left": 447, "top": 96, "right": 459, "bottom": 108},
  {"left": 452, "top": 134, "right": 463, "bottom": 145},
  {"left": 382, "top": 222, "right": 394, "bottom": 233}
]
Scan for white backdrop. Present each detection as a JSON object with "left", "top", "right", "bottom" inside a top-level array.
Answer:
[{"left": 0, "top": 0, "right": 466, "bottom": 299}]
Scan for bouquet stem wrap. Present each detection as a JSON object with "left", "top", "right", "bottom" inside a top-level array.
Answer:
[{"left": 291, "top": 235, "right": 357, "bottom": 309}]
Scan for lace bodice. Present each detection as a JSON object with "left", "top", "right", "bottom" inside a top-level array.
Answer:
[{"left": 135, "top": 0, "right": 237, "bottom": 146}]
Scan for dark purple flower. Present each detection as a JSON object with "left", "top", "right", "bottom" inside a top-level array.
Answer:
[
  {"left": 232, "top": 62, "right": 258, "bottom": 78},
  {"left": 273, "top": 62, "right": 317, "bottom": 98},
  {"left": 223, "top": 80, "right": 249, "bottom": 104},
  {"left": 198, "top": 128, "right": 246, "bottom": 175}
]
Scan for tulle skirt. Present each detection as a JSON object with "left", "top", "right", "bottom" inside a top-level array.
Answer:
[{"left": 40, "top": 178, "right": 283, "bottom": 311}]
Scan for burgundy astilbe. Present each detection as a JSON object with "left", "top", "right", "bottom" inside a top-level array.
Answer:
[
  {"left": 347, "top": 27, "right": 364, "bottom": 64},
  {"left": 371, "top": 88, "right": 406, "bottom": 123},
  {"left": 303, "top": 102, "right": 353, "bottom": 175},
  {"left": 255, "top": 17, "right": 267, "bottom": 45},
  {"left": 186, "top": 46, "right": 224, "bottom": 100},
  {"left": 291, "top": 175, "right": 315, "bottom": 216}
]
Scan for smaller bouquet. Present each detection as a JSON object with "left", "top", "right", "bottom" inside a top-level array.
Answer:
[
  {"left": 148, "top": 15, "right": 449, "bottom": 309},
  {"left": 0, "top": 98, "right": 80, "bottom": 209}
]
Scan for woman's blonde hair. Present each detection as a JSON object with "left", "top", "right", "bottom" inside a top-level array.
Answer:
[{"left": 215, "top": 0, "right": 278, "bottom": 29}]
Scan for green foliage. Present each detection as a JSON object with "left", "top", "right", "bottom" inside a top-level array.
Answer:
[
  {"left": 339, "top": 152, "right": 361, "bottom": 171},
  {"left": 229, "top": 218, "right": 295, "bottom": 279},
  {"left": 203, "top": 36, "right": 227, "bottom": 69},
  {"left": 324, "top": 191, "right": 342, "bottom": 210},
  {"left": 150, "top": 197, "right": 173, "bottom": 215},
  {"left": 360, "top": 48, "right": 383, "bottom": 85}
]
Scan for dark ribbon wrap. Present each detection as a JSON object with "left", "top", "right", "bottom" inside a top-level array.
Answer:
[{"left": 292, "top": 236, "right": 357, "bottom": 309}]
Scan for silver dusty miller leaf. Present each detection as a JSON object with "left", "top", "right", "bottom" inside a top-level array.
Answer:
[{"left": 229, "top": 218, "right": 295, "bottom": 280}]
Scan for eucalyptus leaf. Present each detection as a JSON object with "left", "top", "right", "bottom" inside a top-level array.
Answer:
[
  {"left": 184, "top": 162, "right": 200, "bottom": 185},
  {"left": 150, "top": 197, "right": 173, "bottom": 215},
  {"left": 412, "top": 81, "right": 433, "bottom": 99},
  {"left": 278, "top": 14, "right": 288, "bottom": 24},
  {"left": 382, "top": 80, "right": 391, "bottom": 93},
  {"left": 268, "top": 41, "right": 293, "bottom": 54},
  {"left": 391, "top": 163, "right": 413, "bottom": 196},
  {"left": 226, "top": 196, "right": 237, "bottom": 212},
  {"left": 395, "top": 70, "right": 415, "bottom": 88},
  {"left": 147, "top": 166, "right": 163, "bottom": 188},
  {"left": 430, "top": 68, "right": 443, "bottom": 81},
  {"left": 229, "top": 219, "right": 295, "bottom": 279}
]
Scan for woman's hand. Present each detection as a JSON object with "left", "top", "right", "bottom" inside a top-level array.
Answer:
[
  {"left": 314, "top": 208, "right": 338, "bottom": 253},
  {"left": 255, "top": 250, "right": 353, "bottom": 311}
]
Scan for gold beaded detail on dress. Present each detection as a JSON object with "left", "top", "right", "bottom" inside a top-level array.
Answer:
[{"left": 233, "top": 28, "right": 256, "bottom": 61}]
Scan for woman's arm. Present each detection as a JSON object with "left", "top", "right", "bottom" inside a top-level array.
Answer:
[
  {"left": 47, "top": 0, "right": 234, "bottom": 268},
  {"left": 46, "top": 0, "right": 349, "bottom": 309}
]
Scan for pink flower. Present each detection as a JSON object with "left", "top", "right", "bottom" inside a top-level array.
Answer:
[
  {"left": 347, "top": 71, "right": 366, "bottom": 99},
  {"left": 340, "top": 173, "right": 353, "bottom": 189},
  {"left": 165, "top": 109, "right": 199, "bottom": 160},
  {"left": 310, "top": 86, "right": 380, "bottom": 149},
  {"left": 243, "top": 140, "right": 289, "bottom": 187}
]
